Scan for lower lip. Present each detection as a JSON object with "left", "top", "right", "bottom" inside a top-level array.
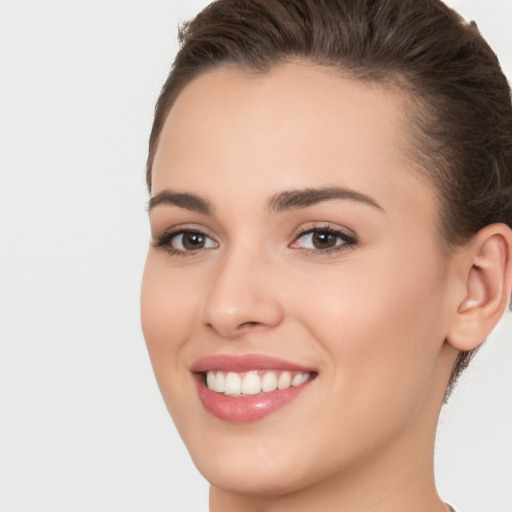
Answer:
[{"left": 195, "top": 376, "right": 313, "bottom": 423}]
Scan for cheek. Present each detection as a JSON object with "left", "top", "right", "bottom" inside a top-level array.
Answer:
[
  {"left": 140, "top": 254, "right": 200, "bottom": 391},
  {"left": 294, "top": 246, "right": 449, "bottom": 429}
]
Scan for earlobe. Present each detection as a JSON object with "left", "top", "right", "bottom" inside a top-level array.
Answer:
[{"left": 447, "top": 224, "right": 512, "bottom": 351}]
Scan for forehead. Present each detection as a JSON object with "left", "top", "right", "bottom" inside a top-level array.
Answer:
[{"left": 151, "top": 61, "right": 436, "bottom": 220}]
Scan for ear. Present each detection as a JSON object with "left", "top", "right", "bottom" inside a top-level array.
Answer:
[{"left": 447, "top": 223, "right": 512, "bottom": 351}]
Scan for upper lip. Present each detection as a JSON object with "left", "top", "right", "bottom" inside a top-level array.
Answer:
[{"left": 191, "top": 354, "right": 315, "bottom": 373}]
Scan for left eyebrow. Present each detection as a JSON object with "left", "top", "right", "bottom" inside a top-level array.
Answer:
[{"left": 267, "top": 187, "right": 384, "bottom": 213}]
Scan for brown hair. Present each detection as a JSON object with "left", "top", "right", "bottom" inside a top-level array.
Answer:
[{"left": 146, "top": 0, "right": 512, "bottom": 396}]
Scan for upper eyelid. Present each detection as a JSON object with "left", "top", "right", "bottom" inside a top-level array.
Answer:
[
  {"left": 152, "top": 223, "right": 217, "bottom": 239},
  {"left": 292, "top": 222, "right": 357, "bottom": 239},
  {"left": 152, "top": 226, "right": 218, "bottom": 248}
]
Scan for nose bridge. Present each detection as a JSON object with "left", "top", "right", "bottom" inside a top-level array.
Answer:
[{"left": 202, "top": 239, "right": 284, "bottom": 337}]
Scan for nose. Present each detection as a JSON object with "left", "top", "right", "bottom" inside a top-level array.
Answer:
[{"left": 202, "top": 249, "right": 285, "bottom": 338}]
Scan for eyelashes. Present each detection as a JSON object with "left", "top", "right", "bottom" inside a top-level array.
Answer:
[
  {"left": 290, "top": 226, "right": 357, "bottom": 254},
  {"left": 154, "top": 228, "right": 218, "bottom": 256},
  {"left": 154, "top": 224, "right": 357, "bottom": 258}
]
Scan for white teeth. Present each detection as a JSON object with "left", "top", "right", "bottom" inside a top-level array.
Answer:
[
  {"left": 277, "top": 371, "right": 292, "bottom": 389},
  {"left": 292, "top": 373, "right": 309, "bottom": 386},
  {"left": 261, "top": 371, "right": 278, "bottom": 392},
  {"left": 214, "top": 372, "right": 225, "bottom": 393},
  {"left": 224, "top": 372, "right": 242, "bottom": 395},
  {"left": 241, "top": 372, "right": 262, "bottom": 395},
  {"left": 205, "top": 370, "right": 312, "bottom": 396},
  {"left": 206, "top": 372, "right": 216, "bottom": 390},
  {"left": 292, "top": 373, "right": 303, "bottom": 386}
]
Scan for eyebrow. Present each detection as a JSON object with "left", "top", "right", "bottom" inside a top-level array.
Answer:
[
  {"left": 147, "top": 186, "right": 383, "bottom": 215},
  {"left": 267, "top": 187, "right": 383, "bottom": 213},
  {"left": 148, "top": 190, "right": 214, "bottom": 215}
]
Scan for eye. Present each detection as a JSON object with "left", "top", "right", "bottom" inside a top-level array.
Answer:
[
  {"left": 155, "top": 229, "right": 218, "bottom": 254},
  {"left": 290, "top": 226, "right": 357, "bottom": 252}
]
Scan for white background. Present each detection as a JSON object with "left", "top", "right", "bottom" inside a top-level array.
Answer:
[{"left": 0, "top": 1, "right": 511, "bottom": 511}]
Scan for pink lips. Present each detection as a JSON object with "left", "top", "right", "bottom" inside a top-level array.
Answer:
[
  {"left": 191, "top": 354, "right": 315, "bottom": 423},
  {"left": 191, "top": 354, "right": 313, "bottom": 373}
]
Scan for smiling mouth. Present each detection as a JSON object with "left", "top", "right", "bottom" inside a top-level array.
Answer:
[
  {"left": 191, "top": 355, "right": 317, "bottom": 422},
  {"left": 203, "top": 369, "right": 314, "bottom": 396}
]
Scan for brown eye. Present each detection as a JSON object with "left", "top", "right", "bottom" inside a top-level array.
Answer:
[
  {"left": 163, "top": 230, "right": 218, "bottom": 252},
  {"left": 291, "top": 226, "right": 357, "bottom": 253},
  {"left": 311, "top": 230, "right": 337, "bottom": 249},
  {"left": 180, "top": 232, "right": 206, "bottom": 250}
]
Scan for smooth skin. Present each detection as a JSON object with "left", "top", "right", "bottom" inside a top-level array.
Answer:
[{"left": 141, "top": 62, "right": 512, "bottom": 512}]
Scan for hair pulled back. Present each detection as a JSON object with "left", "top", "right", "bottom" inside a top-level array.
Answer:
[{"left": 146, "top": 0, "right": 512, "bottom": 395}]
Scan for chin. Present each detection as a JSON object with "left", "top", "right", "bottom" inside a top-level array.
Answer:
[
  {"left": 173, "top": 413, "right": 319, "bottom": 497},
  {"left": 196, "top": 454, "right": 316, "bottom": 497}
]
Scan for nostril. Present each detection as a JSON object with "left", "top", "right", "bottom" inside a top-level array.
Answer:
[{"left": 238, "top": 321, "right": 260, "bottom": 329}]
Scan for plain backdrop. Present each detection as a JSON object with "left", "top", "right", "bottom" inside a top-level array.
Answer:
[{"left": 0, "top": 1, "right": 511, "bottom": 511}]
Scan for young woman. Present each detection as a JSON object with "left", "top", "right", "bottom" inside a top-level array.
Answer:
[{"left": 140, "top": 0, "right": 512, "bottom": 510}]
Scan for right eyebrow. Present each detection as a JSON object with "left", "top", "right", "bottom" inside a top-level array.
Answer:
[{"left": 147, "top": 190, "right": 214, "bottom": 215}]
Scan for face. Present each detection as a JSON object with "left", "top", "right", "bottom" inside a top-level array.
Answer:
[{"left": 141, "top": 62, "right": 458, "bottom": 496}]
